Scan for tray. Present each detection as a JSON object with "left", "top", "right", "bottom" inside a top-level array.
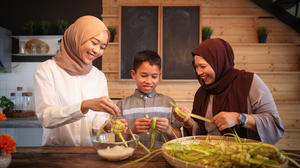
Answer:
[
  {"left": 5, "top": 111, "right": 35, "bottom": 117},
  {"left": 162, "top": 135, "right": 288, "bottom": 168}
]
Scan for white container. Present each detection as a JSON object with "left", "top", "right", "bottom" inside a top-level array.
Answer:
[
  {"left": 15, "top": 87, "right": 23, "bottom": 112},
  {"left": 22, "top": 92, "right": 33, "bottom": 112},
  {"left": 10, "top": 93, "right": 16, "bottom": 111}
]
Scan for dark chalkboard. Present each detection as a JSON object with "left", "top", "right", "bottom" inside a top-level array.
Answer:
[
  {"left": 162, "top": 6, "right": 200, "bottom": 80},
  {"left": 120, "top": 6, "right": 159, "bottom": 79}
]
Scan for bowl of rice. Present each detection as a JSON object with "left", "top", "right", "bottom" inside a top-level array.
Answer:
[{"left": 92, "top": 133, "right": 139, "bottom": 161}]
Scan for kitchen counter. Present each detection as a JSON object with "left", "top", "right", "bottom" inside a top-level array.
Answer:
[
  {"left": 0, "top": 116, "right": 42, "bottom": 128},
  {"left": 8, "top": 147, "right": 300, "bottom": 168},
  {"left": 9, "top": 146, "right": 173, "bottom": 168}
]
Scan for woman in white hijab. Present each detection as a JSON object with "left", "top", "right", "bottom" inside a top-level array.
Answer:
[{"left": 34, "top": 15, "right": 120, "bottom": 146}]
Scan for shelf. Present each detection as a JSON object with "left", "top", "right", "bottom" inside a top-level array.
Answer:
[
  {"left": 12, "top": 35, "right": 63, "bottom": 39},
  {"left": 230, "top": 43, "right": 299, "bottom": 46},
  {"left": 12, "top": 54, "right": 56, "bottom": 57},
  {"left": 256, "top": 71, "right": 300, "bottom": 75}
]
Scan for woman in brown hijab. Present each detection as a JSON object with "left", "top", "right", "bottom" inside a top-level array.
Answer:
[
  {"left": 173, "top": 38, "right": 285, "bottom": 145},
  {"left": 34, "top": 15, "right": 121, "bottom": 146}
]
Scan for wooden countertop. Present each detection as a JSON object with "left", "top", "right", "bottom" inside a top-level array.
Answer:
[
  {"left": 9, "top": 146, "right": 173, "bottom": 168},
  {"left": 8, "top": 146, "right": 300, "bottom": 168}
]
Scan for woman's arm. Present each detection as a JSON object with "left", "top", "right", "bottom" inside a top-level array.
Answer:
[
  {"left": 211, "top": 74, "right": 284, "bottom": 144},
  {"left": 247, "top": 74, "right": 285, "bottom": 144},
  {"left": 34, "top": 63, "right": 85, "bottom": 129}
]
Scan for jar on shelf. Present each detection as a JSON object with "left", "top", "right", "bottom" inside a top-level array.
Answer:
[
  {"left": 22, "top": 92, "right": 33, "bottom": 112},
  {"left": 15, "top": 87, "right": 23, "bottom": 112},
  {"left": 10, "top": 93, "right": 16, "bottom": 111}
]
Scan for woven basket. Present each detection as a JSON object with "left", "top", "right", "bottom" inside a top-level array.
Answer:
[{"left": 162, "top": 136, "right": 288, "bottom": 168}]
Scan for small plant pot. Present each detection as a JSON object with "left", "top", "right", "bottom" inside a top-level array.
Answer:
[
  {"left": 26, "top": 29, "right": 34, "bottom": 35},
  {"left": 42, "top": 29, "right": 49, "bottom": 35},
  {"left": 202, "top": 36, "right": 211, "bottom": 42},
  {"left": 58, "top": 29, "right": 65, "bottom": 35},
  {"left": 109, "top": 35, "right": 115, "bottom": 42},
  {"left": 258, "top": 36, "right": 267, "bottom": 43}
]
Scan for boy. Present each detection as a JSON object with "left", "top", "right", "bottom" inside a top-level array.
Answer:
[{"left": 111, "top": 50, "right": 182, "bottom": 147}]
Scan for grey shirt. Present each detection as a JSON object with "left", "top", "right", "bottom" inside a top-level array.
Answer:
[
  {"left": 113, "top": 89, "right": 183, "bottom": 147},
  {"left": 187, "top": 74, "right": 285, "bottom": 145}
]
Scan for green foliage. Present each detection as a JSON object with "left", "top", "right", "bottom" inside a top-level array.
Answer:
[
  {"left": 202, "top": 26, "right": 214, "bottom": 36},
  {"left": 0, "top": 96, "right": 14, "bottom": 110},
  {"left": 256, "top": 26, "right": 270, "bottom": 36},
  {"left": 107, "top": 26, "right": 117, "bottom": 36},
  {"left": 56, "top": 19, "right": 68, "bottom": 30},
  {"left": 39, "top": 20, "right": 51, "bottom": 30},
  {"left": 23, "top": 21, "right": 38, "bottom": 30}
]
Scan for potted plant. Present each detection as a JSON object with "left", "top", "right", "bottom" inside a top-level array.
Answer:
[
  {"left": 256, "top": 26, "right": 270, "bottom": 43},
  {"left": 202, "top": 26, "right": 214, "bottom": 42},
  {"left": 56, "top": 19, "right": 68, "bottom": 35},
  {"left": 107, "top": 26, "right": 117, "bottom": 42},
  {"left": 0, "top": 96, "right": 14, "bottom": 113},
  {"left": 23, "top": 21, "right": 38, "bottom": 35},
  {"left": 39, "top": 20, "right": 51, "bottom": 35}
]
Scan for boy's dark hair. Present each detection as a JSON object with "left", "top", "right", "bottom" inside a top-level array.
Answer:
[{"left": 133, "top": 50, "right": 161, "bottom": 71}]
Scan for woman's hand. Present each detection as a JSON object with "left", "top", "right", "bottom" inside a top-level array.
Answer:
[
  {"left": 211, "top": 111, "right": 240, "bottom": 131},
  {"left": 172, "top": 106, "right": 192, "bottom": 126},
  {"left": 81, "top": 96, "right": 120, "bottom": 115},
  {"left": 129, "top": 116, "right": 151, "bottom": 134}
]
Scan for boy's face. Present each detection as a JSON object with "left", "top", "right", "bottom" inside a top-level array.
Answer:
[{"left": 131, "top": 61, "right": 161, "bottom": 94}]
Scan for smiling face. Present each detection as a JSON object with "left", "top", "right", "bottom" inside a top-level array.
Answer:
[
  {"left": 80, "top": 31, "right": 108, "bottom": 64},
  {"left": 194, "top": 55, "right": 216, "bottom": 85},
  {"left": 131, "top": 61, "right": 161, "bottom": 94}
]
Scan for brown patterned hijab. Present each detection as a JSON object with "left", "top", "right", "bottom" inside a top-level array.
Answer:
[
  {"left": 191, "top": 38, "right": 253, "bottom": 137},
  {"left": 53, "top": 15, "right": 110, "bottom": 76}
]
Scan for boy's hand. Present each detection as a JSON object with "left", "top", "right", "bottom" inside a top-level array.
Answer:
[
  {"left": 130, "top": 116, "right": 151, "bottom": 134},
  {"left": 152, "top": 117, "right": 171, "bottom": 134}
]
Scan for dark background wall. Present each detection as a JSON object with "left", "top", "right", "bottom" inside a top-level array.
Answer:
[
  {"left": 0, "top": 0, "right": 103, "bottom": 68},
  {"left": 0, "top": 0, "right": 103, "bottom": 35}
]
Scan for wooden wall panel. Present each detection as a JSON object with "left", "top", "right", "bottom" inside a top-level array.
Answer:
[
  {"left": 202, "top": 18, "right": 300, "bottom": 43},
  {"left": 102, "top": 0, "right": 300, "bottom": 150},
  {"left": 276, "top": 138, "right": 300, "bottom": 149},
  {"left": 103, "top": 0, "right": 258, "bottom": 7}
]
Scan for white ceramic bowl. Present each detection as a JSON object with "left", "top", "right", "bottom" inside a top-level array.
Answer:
[{"left": 92, "top": 133, "right": 139, "bottom": 161}]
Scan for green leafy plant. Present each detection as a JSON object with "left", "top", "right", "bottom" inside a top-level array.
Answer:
[
  {"left": 39, "top": 20, "right": 51, "bottom": 30},
  {"left": 0, "top": 96, "right": 14, "bottom": 111},
  {"left": 256, "top": 26, "right": 270, "bottom": 36},
  {"left": 107, "top": 26, "right": 117, "bottom": 36},
  {"left": 56, "top": 19, "right": 68, "bottom": 30},
  {"left": 202, "top": 26, "right": 214, "bottom": 36},
  {"left": 23, "top": 21, "right": 38, "bottom": 31}
]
